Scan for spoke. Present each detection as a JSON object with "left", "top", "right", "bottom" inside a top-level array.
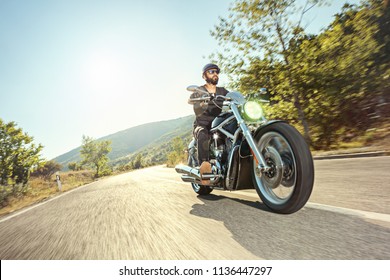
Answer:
[{"left": 254, "top": 132, "right": 297, "bottom": 205}]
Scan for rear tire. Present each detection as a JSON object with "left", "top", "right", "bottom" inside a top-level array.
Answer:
[
  {"left": 188, "top": 143, "right": 213, "bottom": 195},
  {"left": 252, "top": 122, "right": 314, "bottom": 214},
  {"left": 191, "top": 182, "right": 213, "bottom": 195}
]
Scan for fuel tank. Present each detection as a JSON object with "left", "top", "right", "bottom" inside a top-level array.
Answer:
[{"left": 211, "top": 113, "right": 238, "bottom": 135}]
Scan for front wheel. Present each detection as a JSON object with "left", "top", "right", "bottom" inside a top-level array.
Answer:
[{"left": 252, "top": 122, "right": 314, "bottom": 214}]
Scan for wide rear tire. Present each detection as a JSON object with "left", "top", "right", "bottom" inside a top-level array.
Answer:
[{"left": 187, "top": 142, "right": 213, "bottom": 195}]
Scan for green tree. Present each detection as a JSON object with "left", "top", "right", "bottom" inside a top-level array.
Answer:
[
  {"left": 211, "top": 0, "right": 388, "bottom": 149},
  {"left": 166, "top": 137, "right": 187, "bottom": 167},
  {"left": 67, "top": 161, "right": 83, "bottom": 171},
  {"left": 80, "top": 135, "right": 112, "bottom": 178},
  {"left": 211, "top": 0, "right": 329, "bottom": 144},
  {"left": 302, "top": 2, "right": 387, "bottom": 147},
  {"left": 132, "top": 154, "right": 143, "bottom": 169},
  {"left": 0, "top": 118, "right": 43, "bottom": 202}
]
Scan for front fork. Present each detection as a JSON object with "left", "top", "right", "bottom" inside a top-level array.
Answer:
[{"left": 230, "top": 104, "right": 270, "bottom": 176}]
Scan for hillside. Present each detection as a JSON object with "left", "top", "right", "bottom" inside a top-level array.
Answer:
[{"left": 54, "top": 115, "right": 194, "bottom": 169}]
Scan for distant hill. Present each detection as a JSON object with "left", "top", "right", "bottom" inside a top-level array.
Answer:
[{"left": 54, "top": 115, "right": 194, "bottom": 169}]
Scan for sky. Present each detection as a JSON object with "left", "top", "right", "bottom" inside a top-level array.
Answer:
[{"left": 0, "top": 0, "right": 362, "bottom": 160}]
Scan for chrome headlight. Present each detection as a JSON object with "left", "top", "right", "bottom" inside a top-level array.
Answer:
[{"left": 241, "top": 101, "right": 263, "bottom": 122}]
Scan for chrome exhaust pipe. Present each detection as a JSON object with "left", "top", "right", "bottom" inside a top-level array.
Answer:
[
  {"left": 175, "top": 164, "right": 221, "bottom": 185},
  {"left": 181, "top": 175, "right": 202, "bottom": 184},
  {"left": 175, "top": 164, "right": 201, "bottom": 180},
  {"left": 175, "top": 164, "right": 202, "bottom": 184}
]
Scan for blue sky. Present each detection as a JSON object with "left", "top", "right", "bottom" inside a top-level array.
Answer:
[{"left": 0, "top": 0, "right": 361, "bottom": 160}]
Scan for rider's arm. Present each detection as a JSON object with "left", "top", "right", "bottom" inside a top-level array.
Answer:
[
  {"left": 189, "top": 92, "right": 208, "bottom": 116},
  {"left": 204, "top": 88, "right": 229, "bottom": 115}
]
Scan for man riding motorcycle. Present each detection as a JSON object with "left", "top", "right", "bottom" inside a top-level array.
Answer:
[
  {"left": 177, "top": 64, "right": 314, "bottom": 213},
  {"left": 189, "top": 63, "right": 229, "bottom": 184}
]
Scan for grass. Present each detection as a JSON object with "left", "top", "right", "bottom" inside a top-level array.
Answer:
[
  {"left": 0, "top": 170, "right": 95, "bottom": 217},
  {"left": 312, "top": 122, "right": 390, "bottom": 156}
]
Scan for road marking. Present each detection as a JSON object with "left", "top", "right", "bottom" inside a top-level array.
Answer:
[
  {"left": 306, "top": 202, "right": 390, "bottom": 223},
  {"left": 232, "top": 190, "right": 390, "bottom": 223},
  {"left": 161, "top": 178, "right": 390, "bottom": 223}
]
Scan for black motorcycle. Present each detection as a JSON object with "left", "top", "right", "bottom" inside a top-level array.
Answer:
[{"left": 175, "top": 86, "right": 314, "bottom": 214}]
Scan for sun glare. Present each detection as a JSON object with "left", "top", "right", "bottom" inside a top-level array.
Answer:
[{"left": 81, "top": 51, "right": 125, "bottom": 92}]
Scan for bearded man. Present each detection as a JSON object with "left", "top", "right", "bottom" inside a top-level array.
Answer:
[{"left": 189, "top": 63, "right": 229, "bottom": 182}]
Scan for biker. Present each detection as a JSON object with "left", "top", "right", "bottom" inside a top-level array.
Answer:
[{"left": 189, "top": 63, "right": 229, "bottom": 183}]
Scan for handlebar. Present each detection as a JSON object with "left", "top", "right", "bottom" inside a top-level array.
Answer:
[
  {"left": 188, "top": 94, "right": 231, "bottom": 104},
  {"left": 188, "top": 97, "right": 210, "bottom": 104}
]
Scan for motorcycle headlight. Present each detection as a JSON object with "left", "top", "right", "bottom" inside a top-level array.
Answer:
[{"left": 242, "top": 101, "right": 263, "bottom": 122}]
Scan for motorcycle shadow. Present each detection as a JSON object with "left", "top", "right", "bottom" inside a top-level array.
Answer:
[
  {"left": 195, "top": 193, "right": 273, "bottom": 213},
  {"left": 189, "top": 193, "right": 295, "bottom": 259},
  {"left": 189, "top": 193, "right": 390, "bottom": 259}
]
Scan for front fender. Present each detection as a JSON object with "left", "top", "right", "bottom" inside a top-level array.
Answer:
[
  {"left": 253, "top": 120, "right": 287, "bottom": 140},
  {"left": 235, "top": 120, "right": 287, "bottom": 190}
]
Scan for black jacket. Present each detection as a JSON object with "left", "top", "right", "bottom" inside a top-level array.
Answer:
[{"left": 190, "top": 86, "right": 229, "bottom": 129}]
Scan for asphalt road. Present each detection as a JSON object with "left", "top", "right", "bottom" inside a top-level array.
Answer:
[{"left": 0, "top": 156, "right": 389, "bottom": 260}]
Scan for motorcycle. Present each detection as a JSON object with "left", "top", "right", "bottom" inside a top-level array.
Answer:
[{"left": 175, "top": 85, "right": 314, "bottom": 214}]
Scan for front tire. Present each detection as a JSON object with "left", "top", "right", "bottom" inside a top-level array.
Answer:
[{"left": 252, "top": 122, "right": 314, "bottom": 214}]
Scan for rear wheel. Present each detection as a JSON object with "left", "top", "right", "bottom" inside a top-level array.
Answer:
[
  {"left": 188, "top": 143, "right": 213, "bottom": 195},
  {"left": 252, "top": 122, "right": 314, "bottom": 214},
  {"left": 191, "top": 181, "right": 213, "bottom": 195}
]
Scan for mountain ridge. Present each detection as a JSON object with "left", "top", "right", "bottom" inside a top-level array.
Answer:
[{"left": 54, "top": 115, "right": 194, "bottom": 169}]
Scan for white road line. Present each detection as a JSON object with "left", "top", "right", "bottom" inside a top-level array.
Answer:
[
  {"left": 306, "top": 202, "right": 390, "bottom": 223},
  {"left": 160, "top": 178, "right": 390, "bottom": 223},
  {"left": 232, "top": 190, "right": 390, "bottom": 223}
]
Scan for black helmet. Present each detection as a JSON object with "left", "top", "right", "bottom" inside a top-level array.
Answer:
[{"left": 202, "top": 63, "right": 220, "bottom": 75}]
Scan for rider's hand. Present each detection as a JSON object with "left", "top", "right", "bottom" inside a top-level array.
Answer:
[{"left": 200, "top": 101, "right": 208, "bottom": 108}]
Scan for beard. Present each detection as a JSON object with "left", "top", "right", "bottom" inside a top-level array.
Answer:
[{"left": 206, "top": 76, "right": 219, "bottom": 85}]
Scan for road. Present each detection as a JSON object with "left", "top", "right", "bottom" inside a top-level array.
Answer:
[{"left": 0, "top": 156, "right": 389, "bottom": 260}]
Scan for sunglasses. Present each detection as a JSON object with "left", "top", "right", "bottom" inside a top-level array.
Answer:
[{"left": 207, "top": 69, "right": 220, "bottom": 75}]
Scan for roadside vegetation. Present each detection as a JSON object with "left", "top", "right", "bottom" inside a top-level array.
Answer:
[
  {"left": 209, "top": 0, "right": 389, "bottom": 151},
  {"left": 0, "top": 170, "right": 94, "bottom": 217},
  {"left": 166, "top": 137, "right": 188, "bottom": 167},
  {"left": 0, "top": 128, "right": 108, "bottom": 216},
  {"left": 166, "top": 0, "right": 390, "bottom": 167}
]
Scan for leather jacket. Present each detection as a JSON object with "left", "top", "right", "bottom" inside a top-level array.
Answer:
[{"left": 190, "top": 86, "right": 229, "bottom": 129}]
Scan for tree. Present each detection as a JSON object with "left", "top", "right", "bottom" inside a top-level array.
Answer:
[
  {"left": 80, "top": 135, "right": 112, "bottom": 178},
  {"left": 32, "top": 160, "right": 62, "bottom": 181},
  {"left": 301, "top": 2, "right": 387, "bottom": 147},
  {"left": 166, "top": 137, "right": 187, "bottom": 167},
  {"left": 0, "top": 118, "right": 43, "bottom": 202},
  {"left": 211, "top": 0, "right": 328, "bottom": 144},
  {"left": 211, "top": 0, "right": 388, "bottom": 149},
  {"left": 132, "top": 154, "right": 143, "bottom": 169},
  {"left": 67, "top": 162, "right": 83, "bottom": 171}
]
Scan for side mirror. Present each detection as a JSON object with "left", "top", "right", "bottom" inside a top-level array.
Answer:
[
  {"left": 186, "top": 85, "right": 209, "bottom": 95},
  {"left": 186, "top": 85, "right": 199, "bottom": 92}
]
